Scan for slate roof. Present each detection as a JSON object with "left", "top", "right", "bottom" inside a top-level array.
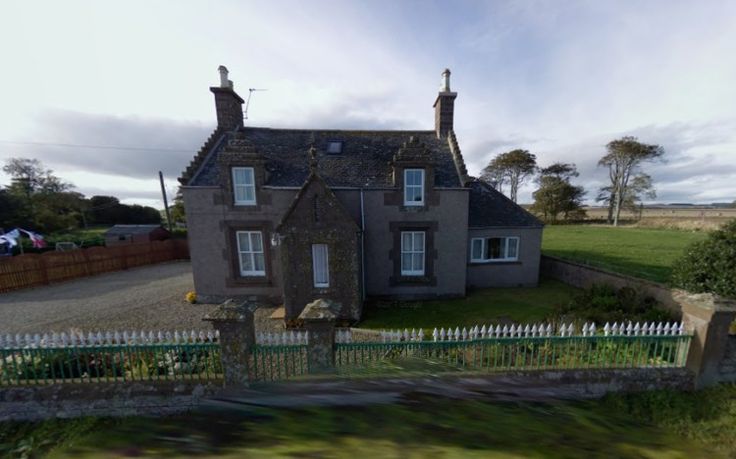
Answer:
[
  {"left": 104, "top": 225, "right": 168, "bottom": 236},
  {"left": 185, "top": 127, "right": 465, "bottom": 188},
  {"left": 468, "top": 179, "right": 543, "bottom": 228}
]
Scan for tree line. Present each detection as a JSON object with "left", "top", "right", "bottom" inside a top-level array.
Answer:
[
  {"left": 480, "top": 136, "right": 664, "bottom": 225},
  {"left": 0, "top": 158, "right": 162, "bottom": 234}
]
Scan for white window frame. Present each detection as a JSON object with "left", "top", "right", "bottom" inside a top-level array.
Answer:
[
  {"left": 401, "top": 231, "right": 425, "bottom": 276},
  {"left": 470, "top": 237, "right": 520, "bottom": 263},
  {"left": 312, "top": 244, "right": 330, "bottom": 288},
  {"left": 403, "top": 169, "right": 425, "bottom": 206},
  {"left": 232, "top": 167, "right": 256, "bottom": 205},
  {"left": 236, "top": 230, "right": 266, "bottom": 276}
]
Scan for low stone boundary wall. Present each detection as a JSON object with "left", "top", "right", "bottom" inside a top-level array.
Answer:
[
  {"left": 540, "top": 255, "right": 681, "bottom": 313},
  {"left": 207, "top": 368, "right": 694, "bottom": 409},
  {"left": 0, "top": 381, "right": 222, "bottom": 422},
  {"left": 719, "top": 336, "right": 736, "bottom": 383}
]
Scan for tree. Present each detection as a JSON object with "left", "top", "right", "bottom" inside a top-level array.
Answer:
[
  {"left": 2, "top": 158, "right": 81, "bottom": 233},
  {"left": 169, "top": 190, "right": 186, "bottom": 224},
  {"left": 530, "top": 163, "right": 586, "bottom": 223},
  {"left": 596, "top": 173, "right": 657, "bottom": 222},
  {"left": 481, "top": 149, "right": 537, "bottom": 203},
  {"left": 598, "top": 137, "right": 663, "bottom": 226},
  {"left": 671, "top": 219, "right": 736, "bottom": 298},
  {"left": 2, "top": 158, "right": 72, "bottom": 197}
]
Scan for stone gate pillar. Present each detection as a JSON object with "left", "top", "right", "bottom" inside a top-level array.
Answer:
[
  {"left": 299, "top": 298, "right": 338, "bottom": 373},
  {"left": 203, "top": 299, "right": 257, "bottom": 388},
  {"left": 677, "top": 291, "right": 736, "bottom": 388}
]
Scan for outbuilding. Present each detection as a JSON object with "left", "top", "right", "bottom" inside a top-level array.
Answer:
[{"left": 104, "top": 225, "right": 170, "bottom": 247}]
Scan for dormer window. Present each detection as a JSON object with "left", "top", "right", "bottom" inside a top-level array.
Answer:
[
  {"left": 326, "top": 141, "right": 343, "bottom": 154},
  {"left": 232, "top": 167, "right": 256, "bottom": 205},
  {"left": 403, "top": 169, "right": 424, "bottom": 206}
]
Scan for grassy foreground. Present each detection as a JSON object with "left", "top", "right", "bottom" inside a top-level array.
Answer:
[
  {"left": 359, "top": 278, "right": 577, "bottom": 330},
  {"left": 4, "top": 385, "right": 736, "bottom": 458},
  {"left": 542, "top": 225, "right": 707, "bottom": 283}
]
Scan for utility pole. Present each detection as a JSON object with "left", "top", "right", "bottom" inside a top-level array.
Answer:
[{"left": 159, "top": 171, "right": 173, "bottom": 232}]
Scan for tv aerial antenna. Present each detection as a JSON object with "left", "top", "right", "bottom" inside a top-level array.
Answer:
[{"left": 244, "top": 88, "right": 268, "bottom": 120}]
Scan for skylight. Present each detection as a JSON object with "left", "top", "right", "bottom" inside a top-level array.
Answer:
[{"left": 326, "top": 141, "right": 343, "bottom": 154}]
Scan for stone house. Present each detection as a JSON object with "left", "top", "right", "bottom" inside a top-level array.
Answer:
[{"left": 179, "top": 66, "right": 543, "bottom": 321}]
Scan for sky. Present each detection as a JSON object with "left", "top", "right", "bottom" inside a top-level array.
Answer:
[{"left": 0, "top": 0, "right": 735, "bottom": 208}]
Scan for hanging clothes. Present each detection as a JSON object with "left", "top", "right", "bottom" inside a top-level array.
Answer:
[
  {"left": 0, "top": 229, "right": 20, "bottom": 247},
  {"left": 19, "top": 229, "right": 47, "bottom": 249}
]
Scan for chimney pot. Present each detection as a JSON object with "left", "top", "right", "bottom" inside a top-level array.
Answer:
[
  {"left": 218, "top": 65, "right": 230, "bottom": 88},
  {"left": 440, "top": 68, "right": 451, "bottom": 92}
]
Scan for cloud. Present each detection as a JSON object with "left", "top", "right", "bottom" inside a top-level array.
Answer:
[{"left": 3, "top": 110, "right": 212, "bottom": 181}]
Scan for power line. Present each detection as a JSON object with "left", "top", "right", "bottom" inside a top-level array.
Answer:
[{"left": 0, "top": 140, "right": 193, "bottom": 153}]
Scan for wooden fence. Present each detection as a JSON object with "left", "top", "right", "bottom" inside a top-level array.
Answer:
[{"left": 0, "top": 240, "right": 189, "bottom": 293}]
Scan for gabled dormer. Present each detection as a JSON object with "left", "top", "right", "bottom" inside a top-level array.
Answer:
[
  {"left": 388, "top": 136, "right": 439, "bottom": 209},
  {"left": 216, "top": 134, "right": 269, "bottom": 210}
]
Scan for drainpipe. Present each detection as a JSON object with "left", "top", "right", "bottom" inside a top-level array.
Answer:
[{"left": 360, "top": 188, "right": 366, "bottom": 301}]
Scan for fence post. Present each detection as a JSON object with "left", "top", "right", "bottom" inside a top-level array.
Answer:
[
  {"left": 299, "top": 299, "right": 338, "bottom": 373},
  {"left": 203, "top": 299, "right": 257, "bottom": 388},
  {"left": 676, "top": 290, "right": 736, "bottom": 388}
]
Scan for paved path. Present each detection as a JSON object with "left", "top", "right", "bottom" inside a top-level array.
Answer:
[{"left": 0, "top": 262, "right": 220, "bottom": 334}]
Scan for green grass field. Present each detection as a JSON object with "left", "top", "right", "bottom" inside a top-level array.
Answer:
[
  {"left": 542, "top": 225, "right": 708, "bottom": 283},
  {"left": 358, "top": 278, "right": 578, "bottom": 330},
  {"left": 3, "top": 386, "right": 736, "bottom": 458}
]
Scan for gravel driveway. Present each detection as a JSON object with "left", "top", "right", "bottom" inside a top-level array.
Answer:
[{"left": 0, "top": 261, "right": 280, "bottom": 335}]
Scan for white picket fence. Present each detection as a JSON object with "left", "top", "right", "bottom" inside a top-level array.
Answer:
[
  {"left": 376, "top": 321, "right": 686, "bottom": 343},
  {"left": 256, "top": 330, "right": 309, "bottom": 346},
  {"left": 0, "top": 329, "right": 219, "bottom": 349},
  {"left": 255, "top": 328, "right": 353, "bottom": 345}
]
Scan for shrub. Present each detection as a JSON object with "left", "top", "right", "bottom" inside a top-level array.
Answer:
[
  {"left": 552, "top": 284, "right": 677, "bottom": 324},
  {"left": 671, "top": 219, "right": 736, "bottom": 298}
]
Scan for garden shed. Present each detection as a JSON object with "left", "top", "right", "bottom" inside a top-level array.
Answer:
[{"left": 104, "top": 225, "right": 170, "bottom": 247}]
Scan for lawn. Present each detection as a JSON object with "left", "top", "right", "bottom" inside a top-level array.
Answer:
[
  {"left": 542, "top": 225, "right": 708, "bottom": 283},
  {"left": 358, "top": 278, "right": 578, "bottom": 330},
  {"left": 4, "top": 386, "right": 736, "bottom": 458}
]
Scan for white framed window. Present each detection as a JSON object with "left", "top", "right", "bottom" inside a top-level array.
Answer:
[
  {"left": 401, "top": 231, "right": 425, "bottom": 276},
  {"left": 312, "top": 244, "right": 330, "bottom": 287},
  {"left": 232, "top": 167, "right": 256, "bottom": 205},
  {"left": 236, "top": 231, "right": 265, "bottom": 276},
  {"left": 403, "top": 169, "right": 424, "bottom": 206},
  {"left": 470, "top": 237, "right": 520, "bottom": 262}
]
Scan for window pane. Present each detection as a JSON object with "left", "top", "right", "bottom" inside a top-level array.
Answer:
[
  {"left": 312, "top": 244, "right": 329, "bottom": 285},
  {"left": 471, "top": 239, "right": 483, "bottom": 260},
  {"left": 250, "top": 232, "right": 263, "bottom": 252},
  {"left": 233, "top": 168, "right": 246, "bottom": 184},
  {"left": 414, "top": 232, "right": 424, "bottom": 252},
  {"left": 412, "top": 253, "right": 424, "bottom": 272},
  {"left": 507, "top": 238, "right": 518, "bottom": 259},
  {"left": 402, "top": 232, "right": 412, "bottom": 251},
  {"left": 234, "top": 186, "right": 246, "bottom": 203},
  {"left": 401, "top": 253, "right": 412, "bottom": 272},
  {"left": 243, "top": 168, "right": 254, "bottom": 185},
  {"left": 238, "top": 232, "right": 250, "bottom": 252},
  {"left": 244, "top": 186, "right": 255, "bottom": 202},
  {"left": 488, "top": 238, "right": 502, "bottom": 259},
  {"left": 241, "top": 253, "right": 253, "bottom": 272},
  {"left": 254, "top": 253, "right": 265, "bottom": 272}
]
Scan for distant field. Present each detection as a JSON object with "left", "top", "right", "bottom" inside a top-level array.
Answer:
[{"left": 542, "top": 225, "right": 708, "bottom": 283}]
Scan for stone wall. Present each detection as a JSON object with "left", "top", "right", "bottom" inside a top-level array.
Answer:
[
  {"left": 540, "top": 255, "right": 681, "bottom": 314},
  {"left": 0, "top": 382, "right": 221, "bottom": 422},
  {"left": 719, "top": 335, "right": 736, "bottom": 383}
]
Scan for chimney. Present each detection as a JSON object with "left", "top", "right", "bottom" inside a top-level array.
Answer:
[
  {"left": 210, "top": 65, "right": 245, "bottom": 131},
  {"left": 433, "top": 68, "right": 457, "bottom": 138}
]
